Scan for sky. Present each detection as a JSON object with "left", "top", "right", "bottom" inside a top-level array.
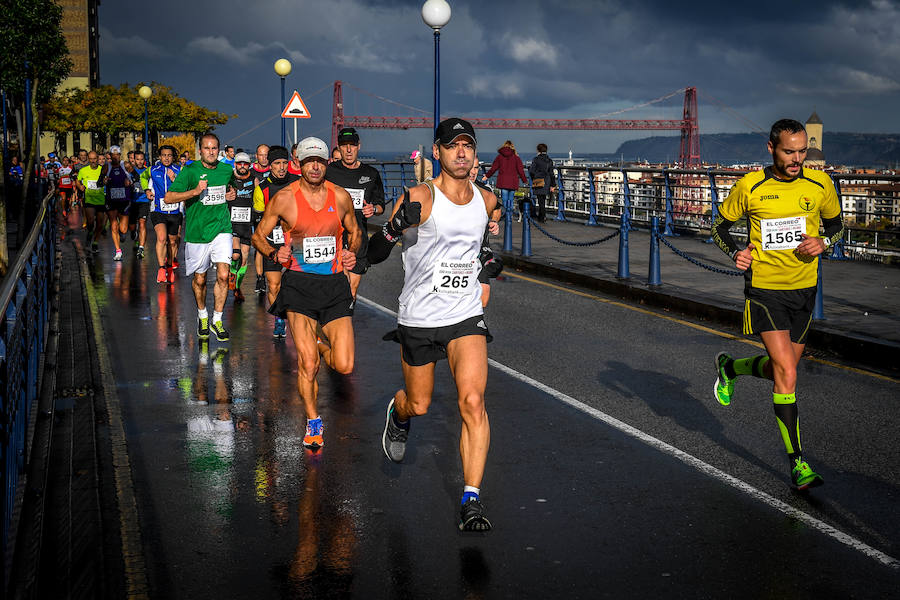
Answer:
[{"left": 98, "top": 0, "right": 900, "bottom": 156}]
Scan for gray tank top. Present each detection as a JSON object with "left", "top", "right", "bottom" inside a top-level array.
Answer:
[{"left": 398, "top": 181, "right": 488, "bottom": 327}]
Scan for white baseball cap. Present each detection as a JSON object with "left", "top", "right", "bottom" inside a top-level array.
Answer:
[
  {"left": 234, "top": 152, "right": 252, "bottom": 163},
  {"left": 295, "top": 137, "right": 329, "bottom": 161},
  {"left": 109, "top": 145, "right": 121, "bottom": 154}
]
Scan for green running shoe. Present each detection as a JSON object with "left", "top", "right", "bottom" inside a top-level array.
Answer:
[
  {"left": 198, "top": 317, "right": 210, "bottom": 340},
  {"left": 791, "top": 458, "right": 824, "bottom": 490},
  {"left": 713, "top": 352, "right": 735, "bottom": 406},
  {"left": 210, "top": 320, "right": 229, "bottom": 342}
]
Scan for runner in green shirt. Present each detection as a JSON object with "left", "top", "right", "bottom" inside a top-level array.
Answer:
[
  {"left": 74, "top": 151, "right": 106, "bottom": 253},
  {"left": 163, "top": 133, "right": 236, "bottom": 342}
]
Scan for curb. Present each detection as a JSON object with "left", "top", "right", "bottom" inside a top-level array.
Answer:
[{"left": 500, "top": 252, "right": 900, "bottom": 378}]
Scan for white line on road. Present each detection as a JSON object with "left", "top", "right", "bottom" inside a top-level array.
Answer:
[{"left": 356, "top": 295, "right": 900, "bottom": 570}]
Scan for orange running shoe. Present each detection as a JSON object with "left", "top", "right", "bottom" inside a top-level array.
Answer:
[
  {"left": 156, "top": 267, "right": 167, "bottom": 284},
  {"left": 303, "top": 417, "right": 324, "bottom": 449},
  {"left": 167, "top": 266, "right": 176, "bottom": 284}
]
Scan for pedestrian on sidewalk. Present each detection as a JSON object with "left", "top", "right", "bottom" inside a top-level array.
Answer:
[
  {"left": 528, "top": 143, "right": 556, "bottom": 222},
  {"left": 410, "top": 149, "right": 432, "bottom": 184},
  {"left": 483, "top": 140, "right": 526, "bottom": 221}
]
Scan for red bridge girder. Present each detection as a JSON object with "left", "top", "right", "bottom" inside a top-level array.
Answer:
[{"left": 331, "top": 81, "right": 701, "bottom": 166}]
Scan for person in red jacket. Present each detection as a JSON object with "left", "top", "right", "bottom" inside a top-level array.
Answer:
[{"left": 483, "top": 140, "right": 527, "bottom": 221}]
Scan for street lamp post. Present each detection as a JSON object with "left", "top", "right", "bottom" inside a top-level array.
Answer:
[
  {"left": 274, "top": 59, "right": 292, "bottom": 148},
  {"left": 139, "top": 85, "right": 152, "bottom": 157},
  {"left": 422, "top": 0, "right": 451, "bottom": 177}
]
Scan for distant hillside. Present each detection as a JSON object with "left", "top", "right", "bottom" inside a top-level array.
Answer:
[{"left": 616, "top": 132, "right": 900, "bottom": 167}]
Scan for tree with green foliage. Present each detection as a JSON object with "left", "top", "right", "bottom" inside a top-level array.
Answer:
[
  {"left": 44, "top": 83, "right": 233, "bottom": 144},
  {"left": 0, "top": 0, "right": 72, "bottom": 273}
]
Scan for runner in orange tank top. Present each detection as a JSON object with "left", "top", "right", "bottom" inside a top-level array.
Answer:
[
  {"left": 284, "top": 179, "right": 345, "bottom": 275},
  {"left": 252, "top": 137, "right": 361, "bottom": 451}
]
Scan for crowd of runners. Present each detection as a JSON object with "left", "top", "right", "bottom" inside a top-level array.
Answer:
[{"left": 43, "top": 116, "right": 839, "bottom": 530}]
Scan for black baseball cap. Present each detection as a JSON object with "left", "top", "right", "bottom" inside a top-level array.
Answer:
[
  {"left": 337, "top": 127, "right": 360, "bottom": 145},
  {"left": 434, "top": 118, "right": 476, "bottom": 145}
]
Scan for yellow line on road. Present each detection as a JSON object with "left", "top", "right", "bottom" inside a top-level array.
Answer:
[
  {"left": 505, "top": 271, "right": 899, "bottom": 384},
  {"left": 80, "top": 247, "right": 151, "bottom": 599}
]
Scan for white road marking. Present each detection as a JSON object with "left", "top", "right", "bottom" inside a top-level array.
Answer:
[{"left": 356, "top": 295, "right": 900, "bottom": 570}]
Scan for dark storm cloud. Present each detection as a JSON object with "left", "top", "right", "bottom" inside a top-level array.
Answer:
[{"left": 98, "top": 0, "right": 900, "bottom": 153}]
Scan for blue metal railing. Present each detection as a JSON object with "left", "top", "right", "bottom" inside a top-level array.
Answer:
[
  {"left": 372, "top": 160, "right": 900, "bottom": 259},
  {"left": 1, "top": 186, "right": 56, "bottom": 581}
]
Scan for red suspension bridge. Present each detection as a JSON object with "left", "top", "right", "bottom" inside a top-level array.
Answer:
[{"left": 330, "top": 80, "right": 701, "bottom": 166}]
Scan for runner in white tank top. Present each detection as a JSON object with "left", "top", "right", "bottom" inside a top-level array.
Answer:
[
  {"left": 366, "top": 118, "right": 501, "bottom": 532},
  {"left": 397, "top": 179, "right": 488, "bottom": 328}
]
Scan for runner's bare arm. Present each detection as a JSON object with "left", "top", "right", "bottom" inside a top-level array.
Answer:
[
  {"left": 163, "top": 179, "right": 208, "bottom": 205},
  {"left": 366, "top": 186, "right": 426, "bottom": 264}
]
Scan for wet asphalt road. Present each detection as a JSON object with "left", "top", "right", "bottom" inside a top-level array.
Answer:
[{"left": 82, "top": 229, "right": 900, "bottom": 599}]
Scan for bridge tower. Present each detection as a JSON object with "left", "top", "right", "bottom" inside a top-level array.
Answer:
[
  {"left": 679, "top": 87, "right": 700, "bottom": 167},
  {"left": 331, "top": 80, "right": 344, "bottom": 150}
]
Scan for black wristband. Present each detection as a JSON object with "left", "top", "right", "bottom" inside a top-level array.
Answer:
[{"left": 268, "top": 249, "right": 278, "bottom": 262}]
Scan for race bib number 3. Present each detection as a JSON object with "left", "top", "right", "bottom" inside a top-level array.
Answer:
[
  {"left": 347, "top": 188, "right": 365, "bottom": 210},
  {"left": 301, "top": 236, "right": 336, "bottom": 264},
  {"left": 231, "top": 206, "right": 251, "bottom": 222},
  {"left": 161, "top": 199, "right": 180, "bottom": 212},
  {"left": 86, "top": 180, "right": 99, "bottom": 190},
  {"left": 202, "top": 185, "right": 226, "bottom": 205},
  {"left": 761, "top": 216, "right": 805, "bottom": 251},
  {"left": 110, "top": 187, "right": 126, "bottom": 200},
  {"left": 431, "top": 259, "right": 479, "bottom": 295}
]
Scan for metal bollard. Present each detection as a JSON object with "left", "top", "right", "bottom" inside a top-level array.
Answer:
[
  {"left": 662, "top": 169, "right": 677, "bottom": 237},
  {"left": 813, "top": 259, "right": 825, "bottom": 320},
  {"left": 587, "top": 169, "right": 598, "bottom": 226},
  {"left": 503, "top": 202, "right": 513, "bottom": 252},
  {"left": 617, "top": 210, "right": 630, "bottom": 279},
  {"left": 648, "top": 216, "right": 661, "bottom": 286},
  {"left": 554, "top": 168, "right": 567, "bottom": 222},
  {"left": 522, "top": 198, "right": 532, "bottom": 257}
]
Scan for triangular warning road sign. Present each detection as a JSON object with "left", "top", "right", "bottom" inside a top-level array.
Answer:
[{"left": 282, "top": 91, "right": 311, "bottom": 119}]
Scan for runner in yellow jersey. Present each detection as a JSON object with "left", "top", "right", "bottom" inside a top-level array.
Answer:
[{"left": 710, "top": 118, "right": 843, "bottom": 491}]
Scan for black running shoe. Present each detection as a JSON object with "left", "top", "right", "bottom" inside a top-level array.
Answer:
[
  {"left": 210, "top": 320, "right": 229, "bottom": 342},
  {"left": 254, "top": 275, "right": 266, "bottom": 294},
  {"left": 382, "top": 398, "right": 409, "bottom": 463},
  {"left": 198, "top": 317, "right": 210, "bottom": 340},
  {"left": 459, "top": 498, "right": 492, "bottom": 532}
]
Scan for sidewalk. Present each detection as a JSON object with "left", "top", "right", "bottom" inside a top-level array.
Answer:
[{"left": 491, "top": 215, "right": 900, "bottom": 375}]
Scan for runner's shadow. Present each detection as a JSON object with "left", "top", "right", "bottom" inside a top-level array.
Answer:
[{"left": 598, "top": 360, "right": 784, "bottom": 482}]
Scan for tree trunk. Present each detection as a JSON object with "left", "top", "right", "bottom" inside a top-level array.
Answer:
[
  {"left": 0, "top": 150, "right": 7, "bottom": 276},
  {"left": 19, "top": 79, "right": 40, "bottom": 248}
]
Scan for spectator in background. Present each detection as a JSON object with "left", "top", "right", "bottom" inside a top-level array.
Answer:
[
  {"left": 528, "top": 143, "right": 556, "bottom": 223},
  {"left": 411, "top": 149, "right": 432, "bottom": 184},
  {"left": 8, "top": 155, "right": 24, "bottom": 188},
  {"left": 484, "top": 140, "right": 526, "bottom": 221},
  {"left": 180, "top": 151, "right": 191, "bottom": 166}
]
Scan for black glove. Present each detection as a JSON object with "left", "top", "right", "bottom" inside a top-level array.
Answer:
[
  {"left": 386, "top": 190, "right": 421, "bottom": 237},
  {"left": 478, "top": 245, "right": 503, "bottom": 280}
]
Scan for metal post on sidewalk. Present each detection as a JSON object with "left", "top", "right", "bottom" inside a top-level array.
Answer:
[
  {"left": 554, "top": 168, "right": 566, "bottom": 222},
  {"left": 662, "top": 168, "right": 677, "bottom": 236},
  {"left": 617, "top": 210, "right": 630, "bottom": 279},
  {"left": 503, "top": 200, "right": 513, "bottom": 252},
  {"left": 705, "top": 168, "right": 719, "bottom": 244},
  {"left": 522, "top": 197, "right": 532, "bottom": 257},
  {"left": 813, "top": 259, "right": 825, "bottom": 320},
  {"left": 621, "top": 169, "right": 634, "bottom": 231},
  {"left": 587, "top": 169, "right": 598, "bottom": 226},
  {"left": 648, "top": 216, "right": 661, "bottom": 286},
  {"left": 828, "top": 174, "right": 849, "bottom": 260}
]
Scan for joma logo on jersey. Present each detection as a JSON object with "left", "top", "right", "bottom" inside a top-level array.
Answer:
[
  {"left": 799, "top": 196, "right": 817, "bottom": 212},
  {"left": 759, "top": 194, "right": 779, "bottom": 201}
]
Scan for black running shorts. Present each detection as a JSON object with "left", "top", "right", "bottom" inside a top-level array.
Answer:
[
  {"left": 231, "top": 223, "right": 252, "bottom": 246},
  {"left": 150, "top": 212, "right": 182, "bottom": 236},
  {"left": 129, "top": 202, "right": 150, "bottom": 224},
  {"left": 106, "top": 200, "right": 130, "bottom": 214},
  {"left": 262, "top": 244, "right": 285, "bottom": 273},
  {"left": 268, "top": 271, "right": 353, "bottom": 325},
  {"left": 743, "top": 286, "right": 817, "bottom": 344},
  {"left": 394, "top": 314, "right": 492, "bottom": 367}
]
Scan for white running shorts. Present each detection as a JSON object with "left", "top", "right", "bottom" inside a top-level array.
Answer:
[{"left": 185, "top": 232, "right": 232, "bottom": 276}]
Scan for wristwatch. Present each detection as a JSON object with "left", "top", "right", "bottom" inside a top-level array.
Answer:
[{"left": 822, "top": 237, "right": 832, "bottom": 248}]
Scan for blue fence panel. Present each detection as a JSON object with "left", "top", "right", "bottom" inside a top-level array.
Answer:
[{"left": 1, "top": 188, "right": 56, "bottom": 589}]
